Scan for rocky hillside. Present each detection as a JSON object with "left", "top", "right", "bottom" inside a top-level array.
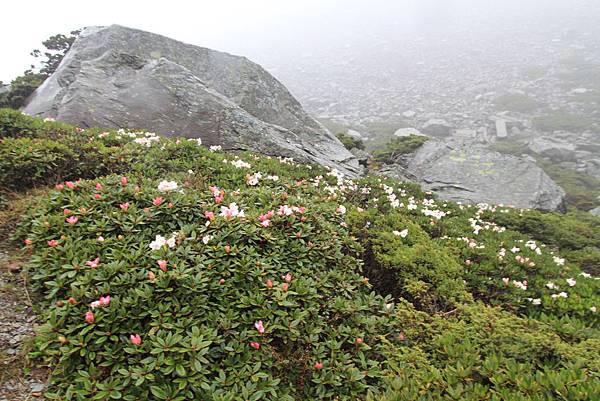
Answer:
[
  {"left": 22, "top": 25, "right": 361, "bottom": 177},
  {"left": 1, "top": 110, "right": 599, "bottom": 400}
]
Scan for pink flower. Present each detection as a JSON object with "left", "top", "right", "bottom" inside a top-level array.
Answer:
[
  {"left": 55, "top": 183, "right": 64, "bottom": 190},
  {"left": 254, "top": 320, "right": 265, "bottom": 335},
  {"left": 152, "top": 197, "right": 163, "bottom": 206},
  {"left": 266, "top": 279, "right": 273, "bottom": 289},
  {"left": 355, "top": 337, "right": 364, "bottom": 345},
  {"left": 282, "top": 273, "right": 292, "bottom": 283},
  {"left": 121, "top": 176, "right": 128, "bottom": 186},
  {"left": 260, "top": 220, "right": 271, "bottom": 228},
  {"left": 278, "top": 205, "right": 294, "bottom": 216},
  {"left": 314, "top": 362, "right": 323, "bottom": 370},
  {"left": 63, "top": 208, "right": 71, "bottom": 215},
  {"left": 94, "top": 193, "right": 102, "bottom": 200},
  {"left": 250, "top": 342, "right": 261, "bottom": 350},
  {"left": 47, "top": 239, "right": 58, "bottom": 247},
  {"left": 95, "top": 183, "right": 103, "bottom": 190},
  {"left": 282, "top": 283, "right": 289, "bottom": 292},
  {"left": 65, "top": 181, "right": 76, "bottom": 189},
  {"left": 157, "top": 260, "right": 168, "bottom": 272},
  {"left": 24, "top": 239, "right": 32, "bottom": 246},
  {"left": 130, "top": 334, "right": 142, "bottom": 345},
  {"left": 215, "top": 195, "right": 224, "bottom": 204},
  {"left": 120, "top": 202, "right": 129, "bottom": 210},
  {"left": 259, "top": 211, "right": 274, "bottom": 222},
  {"left": 99, "top": 295, "right": 110, "bottom": 306},
  {"left": 204, "top": 211, "right": 215, "bottom": 221},
  {"left": 66, "top": 216, "right": 78, "bottom": 225},
  {"left": 85, "top": 311, "right": 94, "bottom": 324},
  {"left": 85, "top": 257, "right": 100, "bottom": 268}
]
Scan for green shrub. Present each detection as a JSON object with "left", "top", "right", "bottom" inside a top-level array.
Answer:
[
  {"left": 0, "top": 74, "right": 46, "bottom": 109},
  {"left": 4, "top": 115, "right": 600, "bottom": 400},
  {"left": 0, "top": 137, "right": 78, "bottom": 188},
  {"left": 335, "top": 132, "right": 365, "bottom": 150},
  {"left": 373, "top": 135, "right": 428, "bottom": 164},
  {"left": 369, "top": 304, "right": 600, "bottom": 401}
]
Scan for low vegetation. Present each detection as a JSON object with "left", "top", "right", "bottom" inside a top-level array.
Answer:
[
  {"left": 335, "top": 132, "right": 364, "bottom": 150},
  {"left": 373, "top": 135, "right": 429, "bottom": 164},
  {"left": 1, "top": 109, "right": 599, "bottom": 400},
  {"left": 532, "top": 110, "right": 596, "bottom": 133},
  {"left": 493, "top": 93, "right": 540, "bottom": 113}
]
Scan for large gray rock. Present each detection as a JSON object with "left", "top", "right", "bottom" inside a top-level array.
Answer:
[
  {"left": 590, "top": 207, "right": 600, "bottom": 217},
  {"left": 421, "top": 119, "right": 453, "bottom": 137},
  {"left": 528, "top": 137, "right": 577, "bottom": 162},
  {"left": 379, "top": 139, "right": 566, "bottom": 211},
  {"left": 23, "top": 25, "right": 360, "bottom": 176}
]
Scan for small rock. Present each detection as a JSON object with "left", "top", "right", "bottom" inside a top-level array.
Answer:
[{"left": 30, "top": 383, "right": 45, "bottom": 393}]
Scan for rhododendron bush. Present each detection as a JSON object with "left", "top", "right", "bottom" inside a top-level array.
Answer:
[{"left": 2, "top": 109, "right": 600, "bottom": 400}]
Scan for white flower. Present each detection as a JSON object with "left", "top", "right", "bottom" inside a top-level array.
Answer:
[
  {"left": 551, "top": 292, "right": 568, "bottom": 299},
  {"left": 579, "top": 272, "right": 592, "bottom": 278},
  {"left": 512, "top": 280, "right": 527, "bottom": 290},
  {"left": 336, "top": 205, "right": 347, "bottom": 215},
  {"left": 166, "top": 236, "right": 176, "bottom": 248},
  {"left": 531, "top": 298, "right": 542, "bottom": 305},
  {"left": 246, "top": 172, "right": 262, "bottom": 186},
  {"left": 134, "top": 136, "right": 160, "bottom": 147},
  {"left": 220, "top": 202, "right": 245, "bottom": 219},
  {"left": 511, "top": 247, "right": 520, "bottom": 253},
  {"left": 566, "top": 278, "right": 576, "bottom": 287},
  {"left": 393, "top": 229, "right": 409, "bottom": 238},
  {"left": 591, "top": 306, "right": 597, "bottom": 313},
  {"left": 187, "top": 138, "right": 202, "bottom": 145},
  {"left": 149, "top": 235, "right": 167, "bottom": 250},
  {"left": 157, "top": 180, "right": 178, "bottom": 193},
  {"left": 502, "top": 277, "right": 510, "bottom": 285},
  {"left": 209, "top": 145, "right": 222, "bottom": 152},
  {"left": 231, "top": 159, "right": 251, "bottom": 169},
  {"left": 202, "top": 235, "right": 212, "bottom": 245},
  {"left": 553, "top": 256, "right": 565, "bottom": 266},
  {"left": 149, "top": 234, "right": 176, "bottom": 250},
  {"left": 546, "top": 282, "right": 557, "bottom": 290}
]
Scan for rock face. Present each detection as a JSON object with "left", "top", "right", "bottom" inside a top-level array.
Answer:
[
  {"left": 379, "top": 139, "right": 566, "bottom": 211},
  {"left": 23, "top": 25, "right": 360, "bottom": 176},
  {"left": 394, "top": 127, "right": 425, "bottom": 137},
  {"left": 528, "top": 137, "right": 577, "bottom": 162},
  {"left": 421, "top": 119, "right": 453, "bottom": 137}
]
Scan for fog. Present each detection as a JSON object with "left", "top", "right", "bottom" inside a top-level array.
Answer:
[
  {"left": 230, "top": 0, "right": 600, "bottom": 129},
  {"left": 2, "top": 0, "right": 599, "bottom": 134}
]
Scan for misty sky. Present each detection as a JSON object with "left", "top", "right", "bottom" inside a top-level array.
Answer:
[
  {"left": 2, "top": 0, "right": 338, "bottom": 82},
  {"left": 2, "top": 0, "right": 596, "bottom": 82}
]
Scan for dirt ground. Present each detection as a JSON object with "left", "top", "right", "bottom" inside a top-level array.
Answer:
[{"left": 0, "top": 248, "right": 49, "bottom": 401}]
